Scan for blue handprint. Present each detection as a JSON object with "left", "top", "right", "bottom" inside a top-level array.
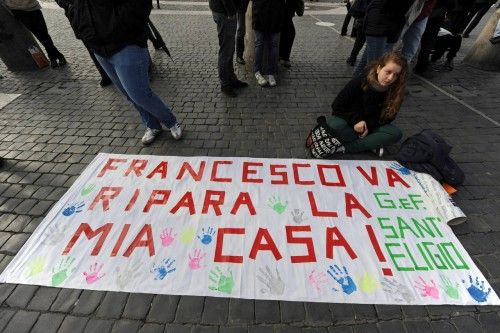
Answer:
[
  {"left": 151, "top": 258, "right": 176, "bottom": 280},
  {"left": 327, "top": 264, "right": 357, "bottom": 295},
  {"left": 390, "top": 162, "right": 411, "bottom": 175},
  {"left": 197, "top": 227, "right": 216, "bottom": 245},
  {"left": 62, "top": 202, "right": 85, "bottom": 216},
  {"left": 462, "top": 275, "right": 491, "bottom": 303}
]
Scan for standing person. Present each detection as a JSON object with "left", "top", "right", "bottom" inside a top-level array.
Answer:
[
  {"left": 235, "top": 0, "right": 250, "bottom": 65},
  {"left": 462, "top": 0, "right": 496, "bottom": 37},
  {"left": 326, "top": 52, "right": 409, "bottom": 157},
  {"left": 429, "top": 25, "right": 463, "bottom": 70},
  {"left": 341, "top": 0, "right": 356, "bottom": 37},
  {"left": 353, "top": 0, "right": 415, "bottom": 77},
  {"left": 279, "top": 0, "right": 303, "bottom": 69},
  {"left": 208, "top": 0, "right": 248, "bottom": 97},
  {"left": 253, "top": 0, "right": 286, "bottom": 87},
  {"left": 55, "top": 0, "right": 182, "bottom": 145},
  {"left": 346, "top": 0, "right": 368, "bottom": 65},
  {"left": 5, "top": 0, "right": 66, "bottom": 68}
]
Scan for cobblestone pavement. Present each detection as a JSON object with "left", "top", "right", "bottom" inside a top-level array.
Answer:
[{"left": 1, "top": 1, "right": 500, "bottom": 332}]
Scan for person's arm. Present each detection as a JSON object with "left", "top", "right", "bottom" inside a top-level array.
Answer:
[{"left": 331, "top": 77, "right": 365, "bottom": 126}]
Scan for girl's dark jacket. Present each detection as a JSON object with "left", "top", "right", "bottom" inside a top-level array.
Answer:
[
  {"left": 252, "top": 0, "right": 286, "bottom": 32},
  {"left": 55, "top": 0, "right": 151, "bottom": 57}
]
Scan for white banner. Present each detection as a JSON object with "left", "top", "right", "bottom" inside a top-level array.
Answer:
[{"left": 1, "top": 154, "right": 498, "bottom": 305}]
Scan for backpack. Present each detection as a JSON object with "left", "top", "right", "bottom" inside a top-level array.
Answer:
[{"left": 306, "top": 116, "right": 345, "bottom": 159}]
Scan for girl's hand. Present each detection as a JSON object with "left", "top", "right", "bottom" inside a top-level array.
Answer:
[{"left": 354, "top": 121, "right": 368, "bottom": 138}]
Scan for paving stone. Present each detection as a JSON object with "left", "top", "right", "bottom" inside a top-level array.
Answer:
[
  {"left": 327, "top": 326, "right": 353, "bottom": 333},
  {"left": 147, "top": 295, "right": 180, "bottom": 323},
  {"left": 0, "top": 308, "right": 16, "bottom": 332},
  {"left": 352, "top": 304, "right": 377, "bottom": 321},
  {"left": 374, "top": 305, "right": 402, "bottom": 320},
  {"left": 31, "top": 312, "right": 65, "bottom": 333},
  {"left": 50, "top": 288, "right": 82, "bottom": 312},
  {"left": 254, "top": 300, "right": 280, "bottom": 324},
  {"left": 27, "top": 287, "right": 60, "bottom": 311},
  {"left": 352, "top": 323, "right": 378, "bottom": 333},
  {"left": 58, "top": 315, "right": 89, "bottom": 333},
  {"left": 72, "top": 290, "right": 106, "bottom": 315},
  {"left": 228, "top": 299, "right": 254, "bottom": 324},
  {"left": 451, "top": 315, "right": 483, "bottom": 332},
  {"left": 191, "top": 326, "right": 220, "bottom": 333},
  {"left": 2, "top": 310, "right": 39, "bottom": 333},
  {"left": 280, "top": 301, "right": 305, "bottom": 323},
  {"left": 220, "top": 326, "right": 249, "bottom": 333},
  {"left": 301, "top": 328, "right": 328, "bottom": 333},
  {"left": 248, "top": 326, "right": 275, "bottom": 333},
  {"left": 404, "top": 319, "right": 432, "bottom": 333},
  {"left": 376, "top": 320, "right": 404, "bottom": 332},
  {"left": 478, "top": 312, "right": 500, "bottom": 332},
  {"left": 174, "top": 296, "right": 205, "bottom": 324},
  {"left": 84, "top": 319, "right": 114, "bottom": 333},
  {"left": 96, "top": 292, "right": 129, "bottom": 319},
  {"left": 111, "top": 319, "right": 142, "bottom": 333},
  {"left": 201, "top": 296, "right": 229, "bottom": 325},
  {"left": 430, "top": 320, "right": 458, "bottom": 333},
  {"left": 138, "top": 323, "right": 165, "bottom": 333},
  {"left": 304, "top": 302, "right": 332, "bottom": 325},
  {"left": 5, "top": 285, "right": 39, "bottom": 308},
  {"left": 1, "top": 233, "right": 30, "bottom": 254},
  {"left": 122, "top": 293, "right": 154, "bottom": 320},
  {"left": 164, "top": 324, "right": 192, "bottom": 333},
  {"left": 0, "top": 283, "right": 16, "bottom": 305}
]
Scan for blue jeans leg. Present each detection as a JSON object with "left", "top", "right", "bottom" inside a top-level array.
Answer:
[
  {"left": 95, "top": 46, "right": 177, "bottom": 129},
  {"left": 401, "top": 17, "right": 428, "bottom": 62},
  {"left": 268, "top": 32, "right": 280, "bottom": 75},
  {"left": 353, "top": 35, "right": 387, "bottom": 77},
  {"left": 254, "top": 30, "right": 264, "bottom": 73}
]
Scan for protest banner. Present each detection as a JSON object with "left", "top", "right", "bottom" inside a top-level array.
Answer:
[{"left": 1, "top": 153, "right": 498, "bottom": 305}]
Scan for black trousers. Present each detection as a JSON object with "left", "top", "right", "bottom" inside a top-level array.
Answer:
[
  {"left": 11, "top": 9, "right": 62, "bottom": 60},
  {"left": 279, "top": 14, "right": 295, "bottom": 61},
  {"left": 463, "top": 3, "right": 491, "bottom": 35},
  {"left": 414, "top": 15, "right": 443, "bottom": 72},
  {"left": 431, "top": 34, "right": 462, "bottom": 61}
]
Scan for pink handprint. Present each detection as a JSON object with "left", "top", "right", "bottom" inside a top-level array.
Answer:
[
  {"left": 414, "top": 276, "right": 439, "bottom": 299},
  {"left": 188, "top": 249, "right": 206, "bottom": 270},
  {"left": 83, "top": 262, "right": 105, "bottom": 284},
  {"left": 308, "top": 269, "right": 328, "bottom": 291},
  {"left": 160, "top": 228, "right": 176, "bottom": 247}
]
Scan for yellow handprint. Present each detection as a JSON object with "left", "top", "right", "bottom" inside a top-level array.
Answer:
[
  {"left": 180, "top": 226, "right": 196, "bottom": 245},
  {"left": 26, "top": 257, "right": 46, "bottom": 278},
  {"left": 358, "top": 272, "right": 378, "bottom": 294}
]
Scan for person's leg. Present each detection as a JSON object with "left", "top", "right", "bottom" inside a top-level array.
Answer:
[
  {"left": 326, "top": 116, "right": 359, "bottom": 143},
  {"left": 213, "top": 12, "right": 238, "bottom": 89},
  {"left": 347, "top": 29, "right": 366, "bottom": 64},
  {"left": 414, "top": 16, "right": 442, "bottom": 73},
  {"left": 254, "top": 30, "right": 265, "bottom": 74},
  {"left": 268, "top": 32, "right": 280, "bottom": 76},
  {"left": 463, "top": 4, "right": 490, "bottom": 37},
  {"left": 430, "top": 35, "right": 449, "bottom": 62},
  {"left": 236, "top": 7, "right": 246, "bottom": 61},
  {"left": 354, "top": 35, "right": 387, "bottom": 77},
  {"left": 344, "top": 124, "right": 403, "bottom": 153},
  {"left": 341, "top": 2, "right": 352, "bottom": 36},
  {"left": 85, "top": 44, "right": 112, "bottom": 86},
  {"left": 279, "top": 14, "right": 295, "bottom": 62},
  {"left": 401, "top": 17, "right": 429, "bottom": 63},
  {"left": 446, "top": 35, "right": 462, "bottom": 60},
  {"left": 94, "top": 51, "right": 161, "bottom": 130}
]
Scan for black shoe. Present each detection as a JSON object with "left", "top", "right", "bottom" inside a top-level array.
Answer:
[
  {"left": 221, "top": 86, "right": 237, "bottom": 97},
  {"left": 340, "top": 30, "right": 347, "bottom": 36},
  {"left": 463, "top": 33, "right": 470, "bottom": 38},
  {"left": 346, "top": 57, "right": 355, "bottom": 66},
  {"left": 232, "top": 80, "right": 248, "bottom": 88},
  {"left": 236, "top": 56, "right": 246, "bottom": 65},
  {"left": 100, "top": 77, "right": 113, "bottom": 87},
  {"left": 490, "top": 36, "right": 500, "bottom": 44},
  {"left": 58, "top": 55, "right": 67, "bottom": 67}
]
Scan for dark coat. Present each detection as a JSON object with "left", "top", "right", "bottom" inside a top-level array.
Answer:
[
  {"left": 55, "top": 0, "right": 151, "bottom": 57},
  {"left": 331, "top": 75, "right": 393, "bottom": 130},
  {"left": 364, "top": 0, "right": 415, "bottom": 40},
  {"left": 252, "top": 0, "right": 286, "bottom": 32},
  {"left": 208, "top": 0, "right": 239, "bottom": 16}
]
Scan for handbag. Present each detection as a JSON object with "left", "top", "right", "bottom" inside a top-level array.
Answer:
[{"left": 306, "top": 116, "right": 345, "bottom": 159}]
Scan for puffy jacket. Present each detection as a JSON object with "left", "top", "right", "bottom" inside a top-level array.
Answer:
[
  {"left": 364, "top": 0, "right": 415, "bottom": 39},
  {"left": 208, "top": 0, "right": 239, "bottom": 16},
  {"left": 252, "top": 0, "right": 286, "bottom": 32},
  {"left": 55, "top": 0, "right": 151, "bottom": 57}
]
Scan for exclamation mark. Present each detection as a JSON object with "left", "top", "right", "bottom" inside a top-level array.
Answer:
[{"left": 365, "top": 225, "right": 393, "bottom": 276}]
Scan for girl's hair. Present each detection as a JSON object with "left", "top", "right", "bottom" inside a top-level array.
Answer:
[{"left": 363, "top": 51, "right": 408, "bottom": 120}]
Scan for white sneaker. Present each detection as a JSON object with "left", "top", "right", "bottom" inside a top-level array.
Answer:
[
  {"left": 142, "top": 128, "right": 161, "bottom": 145},
  {"left": 372, "top": 147, "right": 384, "bottom": 157},
  {"left": 268, "top": 75, "right": 277, "bottom": 87},
  {"left": 170, "top": 123, "right": 182, "bottom": 140},
  {"left": 255, "top": 71, "right": 268, "bottom": 86}
]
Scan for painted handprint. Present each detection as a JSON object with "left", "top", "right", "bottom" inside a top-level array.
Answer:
[
  {"left": 208, "top": 267, "right": 235, "bottom": 294},
  {"left": 257, "top": 265, "right": 285, "bottom": 295},
  {"left": 115, "top": 259, "right": 141, "bottom": 289},
  {"left": 180, "top": 226, "right": 196, "bottom": 245},
  {"left": 414, "top": 276, "right": 439, "bottom": 299},
  {"left": 41, "top": 224, "right": 65, "bottom": 246},
  {"left": 151, "top": 258, "right": 176, "bottom": 280},
  {"left": 188, "top": 249, "right": 206, "bottom": 270},
  {"left": 51, "top": 257, "right": 76, "bottom": 287},
  {"left": 197, "top": 227, "right": 216, "bottom": 245},
  {"left": 62, "top": 202, "right": 85, "bottom": 217},
  {"left": 26, "top": 257, "right": 46, "bottom": 278},
  {"left": 462, "top": 275, "right": 491, "bottom": 303},
  {"left": 308, "top": 269, "right": 328, "bottom": 292},
  {"left": 381, "top": 278, "right": 415, "bottom": 303},
  {"left": 440, "top": 275, "right": 460, "bottom": 300},
  {"left": 390, "top": 162, "right": 411, "bottom": 175},
  {"left": 291, "top": 209, "right": 307, "bottom": 224},
  {"left": 83, "top": 262, "right": 105, "bottom": 284},
  {"left": 160, "top": 228, "right": 176, "bottom": 247},
  {"left": 80, "top": 184, "right": 96, "bottom": 196},
  {"left": 267, "top": 196, "right": 288, "bottom": 214},
  {"left": 327, "top": 265, "right": 357, "bottom": 295},
  {"left": 358, "top": 272, "right": 378, "bottom": 294}
]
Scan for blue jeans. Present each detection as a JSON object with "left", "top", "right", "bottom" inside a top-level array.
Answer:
[
  {"left": 353, "top": 35, "right": 388, "bottom": 77},
  {"left": 236, "top": 7, "right": 246, "bottom": 58},
  {"left": 254, "top": 30, "right": 279, "bottom": 75},
  {"left": 400, "top": 17, "right": 429, "bottom": 62},
  {"left": 94, "top": 45, "right": 177, "bottom": 130},
  {"left": 212, "top": 12, "right": 238, "bottom": 87}
]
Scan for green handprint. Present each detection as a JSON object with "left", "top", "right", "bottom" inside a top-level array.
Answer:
[
  {"left": 267, "top": 196, "right": 288, "bottom": 214},
  {"left": 208, "top": 266, "right": 235, "bottom": 294},
  {"left": 51, "top": 257, "right": 76, "bottom": 287},
  {"left": 26, "top": 257, "right": 46, "bottom": 278},
  {"left": 440, "top": 275, "right": 460, "bottom": 300},
  {"left": 80, "top": 183, "right": 96, "bottom": 196},
  {"left": 180, "top": 226, "right": 196, "bottom": 245},
  {"left": 358, "top": 272, "right": 378, "bottom": 294}
]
